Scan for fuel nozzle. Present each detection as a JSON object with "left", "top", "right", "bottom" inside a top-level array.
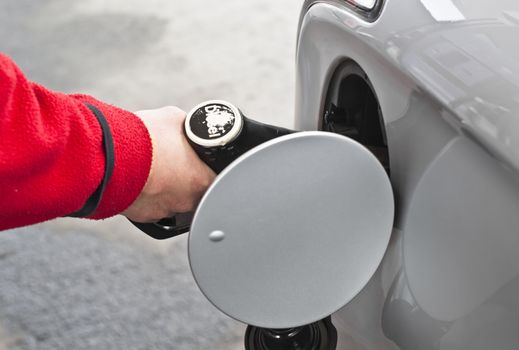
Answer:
[
  {"left": 185, "top": 100, "right": 293, "bottom": 173},
  {"left": 131, "top": 100, "right": 294, "bottom": 239}
]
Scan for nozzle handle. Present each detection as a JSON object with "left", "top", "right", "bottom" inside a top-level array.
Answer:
[{"left": 132, "top": 100, "right": 293, "bottom": 239}]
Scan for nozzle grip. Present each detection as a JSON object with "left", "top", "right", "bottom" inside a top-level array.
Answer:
[{"left": 131, "top": 101, "right": 293, "bottom": 239}]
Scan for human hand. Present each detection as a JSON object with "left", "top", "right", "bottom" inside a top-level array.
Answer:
[{"left": 123, "top": 106, "right": 216, "bottom": 222}]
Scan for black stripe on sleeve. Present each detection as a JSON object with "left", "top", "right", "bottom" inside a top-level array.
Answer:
[{"left": 68, "top": 103, "right": 115, "bottom": 217}]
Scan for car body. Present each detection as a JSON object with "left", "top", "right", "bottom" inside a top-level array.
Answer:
[{"left": 295, "top": 1, "right": 519, "bottom": 349}]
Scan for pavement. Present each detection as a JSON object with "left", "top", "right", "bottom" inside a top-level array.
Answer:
[{"left": 0, "top": 0, "right": 301, "bottom": 348}]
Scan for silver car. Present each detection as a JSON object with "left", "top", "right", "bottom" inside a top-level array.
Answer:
[{"left": 295, "top": 0, "right": 519, "bottom": 349}]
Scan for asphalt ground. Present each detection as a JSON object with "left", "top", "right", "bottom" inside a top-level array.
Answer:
[{"left": 0, "top": 1, "right": 301, "bottom": 348}]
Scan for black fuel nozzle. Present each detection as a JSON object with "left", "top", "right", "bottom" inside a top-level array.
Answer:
[
  {"left": 185, "top": 100, "right": 293, "bottom": 173},
  {"left": 131, "top": 100, "right": 294, "bottom": 239}
]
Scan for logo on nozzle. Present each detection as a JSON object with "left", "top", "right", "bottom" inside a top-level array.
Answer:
[
  {"left": 186, "top": 100, "right": 243, "bottom": 148},
  {"left": 202, "top": 103, "right": 235, "bottom": 139}
]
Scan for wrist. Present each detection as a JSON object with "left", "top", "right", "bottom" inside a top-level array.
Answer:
[{"left": 71, "top": 95, "right": 153, "bottom": 219}]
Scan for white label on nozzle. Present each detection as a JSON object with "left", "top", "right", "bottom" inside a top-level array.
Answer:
[{"left": 204, "top": 105, "right": 235, "bottom": 138}]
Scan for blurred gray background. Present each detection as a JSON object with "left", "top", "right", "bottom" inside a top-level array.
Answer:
[{"left": 0, "top": 0, "right": 301, "bottom": 349}]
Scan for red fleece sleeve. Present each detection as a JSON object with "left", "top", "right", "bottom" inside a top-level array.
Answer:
[{"left": 0, "top": 53, "right": 153, "bottom": 230}]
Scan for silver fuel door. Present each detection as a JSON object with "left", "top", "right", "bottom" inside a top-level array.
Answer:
[{"left": 188, "top": 131, "right": 394, "bottom": 329}]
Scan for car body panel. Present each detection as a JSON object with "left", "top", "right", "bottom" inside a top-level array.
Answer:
[{"left": 296, "top": 1, "right": 519, "bottom": 349}]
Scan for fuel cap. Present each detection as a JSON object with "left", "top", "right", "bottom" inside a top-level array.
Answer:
[{"left": 188, "top": 132, "right": 394, "bottom": 328}]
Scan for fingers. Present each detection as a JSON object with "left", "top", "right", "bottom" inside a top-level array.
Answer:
[{"left": 124, "top": 106, "right": 215, "bottom": 223}]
